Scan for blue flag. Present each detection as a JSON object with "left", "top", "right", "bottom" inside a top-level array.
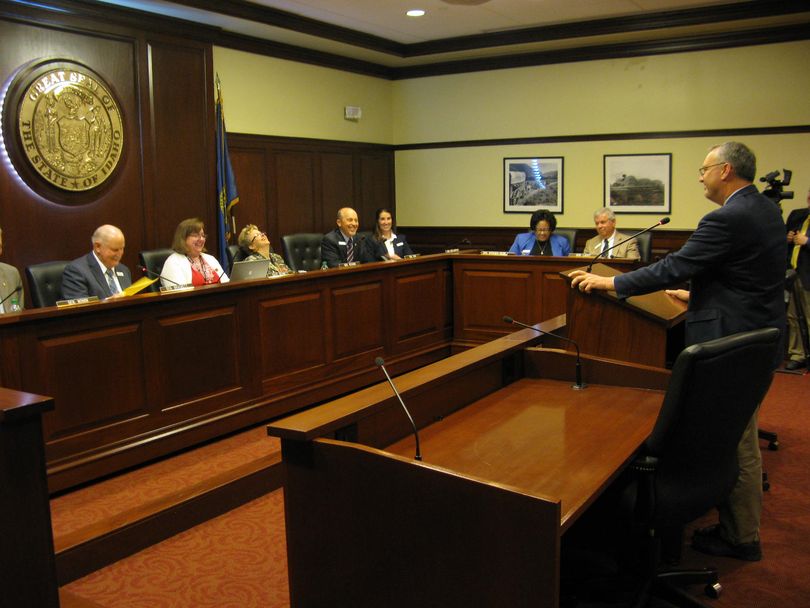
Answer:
[{"left": 215, "top": 75, "right": 239, "bottom": 268}]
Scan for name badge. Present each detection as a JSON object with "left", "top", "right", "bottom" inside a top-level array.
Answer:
[
  {"left": 116, "top": 271, "right": 124, "bottom": 277},
  {"left": 521, "top": 249, "right": 531, "bottom": 255},
  {"left": 338, "top": 241, "right": 346, "bottom": 246},
  {"left": 395, "top": 242, "right": 403, "bottom": 247}
]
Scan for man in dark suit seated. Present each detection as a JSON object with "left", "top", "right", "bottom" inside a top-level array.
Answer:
[
  {"left": 62, "top": 224, "right": 132, "bottom": 300},
  {"left": 570, "top": 141, "right": 786, "bottom": 562},
  {"left": 321, "top": 207, "right": 364, "bottom": 268},
  {"left": 785, "top": 187, "right": 810, "bottom": 370}
]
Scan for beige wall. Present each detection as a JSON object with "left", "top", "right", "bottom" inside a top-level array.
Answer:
[
  {"left": 214, "top": 41, "right": 810, "bottom": 230},
  {"left": 213, "top": 47, "right": 393, "bottom": 144}
]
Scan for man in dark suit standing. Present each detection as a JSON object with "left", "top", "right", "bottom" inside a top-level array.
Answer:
[
  {"left": 571, "top": 142, "right": 786, "bottom": 561},
  {"left": 321, "top": 207, "right": 361, "bottom": 268},
  {"left": 62, "top": 224, "right": 132, "bottom": 300},
  {"left": 785, "top": 187, "right": 810, "bottom": 370}
]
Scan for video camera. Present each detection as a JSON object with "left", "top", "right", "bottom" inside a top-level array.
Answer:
[{"left": 759, "top": 169, "right": 793, "bottom": 207}]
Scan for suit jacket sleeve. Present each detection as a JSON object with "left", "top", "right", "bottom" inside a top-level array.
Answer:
[
  {"left": 320, "top": 232, "right": 342, "bottom": 268},
  {"left": 614, "top": 210, "right": 732, "bottom": 298},
  {"left": 61, "top": 258, "right": 93, "bottom": 299},
  {"left": 398, "top": 236, "right": 413, "bottom": 257}
]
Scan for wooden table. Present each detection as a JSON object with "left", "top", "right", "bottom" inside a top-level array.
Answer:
[
  {"left": 268, "top": 321, "right": 670, "bottom": 607},
  {"left": 0, "top": 253, "right": 646, "bottom": 491}
]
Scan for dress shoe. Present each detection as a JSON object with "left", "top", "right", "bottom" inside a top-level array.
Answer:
[
  {"left": 784, "top": 359, "right": 806, "bottom": 371},
  {"left": 692, "top": 525, "right": 762, "bottom": 561}
]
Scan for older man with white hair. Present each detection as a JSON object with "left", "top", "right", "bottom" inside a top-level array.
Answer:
[
  {"left": 62, "top": 224, "right": 132, "bottom": 300},
  {"left": 582, "top": 207, "right": 640, "bottom": 260}
]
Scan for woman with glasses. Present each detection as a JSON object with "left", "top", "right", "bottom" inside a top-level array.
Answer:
[
  {"left": 161, "top": 218, "right": 229, "bottom": 288},
  {"left": 237, "top": 224, "right": 292, "bottom": 277},
  {"left": 508, "top": 209, "right": 570, "bottom": 256}
]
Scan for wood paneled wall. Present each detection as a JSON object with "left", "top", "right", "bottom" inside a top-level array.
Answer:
[
  {"left": 0, "top": 11, "right": 214, "bottom": 274},
  {"left": 227, "top": 134, "right": 395, "bottom": 253}
]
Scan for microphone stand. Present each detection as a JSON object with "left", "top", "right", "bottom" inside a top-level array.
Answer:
[
  {"left": 375, "top": 357, "right": 422, "bottom": 460},
  {"left": 138, "top": 265, "right": 185, "bottom": 288},
  {"left": 503, "top": 316, "right": 586, "bottom": 390},
  {"left": 587, "top": 218, "right": 670, "bottom": 272}
]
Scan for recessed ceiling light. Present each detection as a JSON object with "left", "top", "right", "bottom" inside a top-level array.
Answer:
[{"left": 406, "top": 9, "right": 426, "bottom": 17}]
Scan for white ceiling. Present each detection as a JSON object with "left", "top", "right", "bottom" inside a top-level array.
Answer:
[{"left": 96, "top": 0, "right": 809, "bottom": 69}]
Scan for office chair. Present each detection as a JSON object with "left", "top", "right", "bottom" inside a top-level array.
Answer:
[
  {"left": 554, "top": 228, "right": 578, "bottom": 253},
  {"left": 25, "top": 261, "right": 69, "bottom": 308},
  {"left": 281, "top": 233, "right": 322, "bottom": 271},
  {"left": 138, "top": 248, "right": 174, "bottom": 293},
  {"left": 635, "top": 231, "right": 653, "bottom": 263},
  {"left": 226, "top": 244, "right": 241, "bottom": 274},
  {"left": 617, "top": 327, "right": 779, "bottom": 607}
]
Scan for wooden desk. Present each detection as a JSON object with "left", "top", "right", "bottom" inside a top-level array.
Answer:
[
  {"left": 0, "top": 253, "right": 650, "bottom": 491},
  {"left": 0, "top": 388, "right": 58, "bottom": 607},
  {"left": 268, "top": 322, "right": 669, "bottom": 607}
]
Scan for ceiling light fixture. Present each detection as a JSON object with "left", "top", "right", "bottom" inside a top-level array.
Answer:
[{"left": 406, "top": 9, "right": 426, "bottom": 17}]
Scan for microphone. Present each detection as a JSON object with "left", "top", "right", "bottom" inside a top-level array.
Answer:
[
  {"left": 0, "top": 285, "right": 22, "bottom": 310},
  {"left": 587, "top": 217, "right": 669, "bottom": 271},
  {"left": 375, "top": 356, "right": 422, "bottom": 461},
  {"left": 138, "top": 265, "right": 184, "bottom": 287},
  {"left": 502, "top": 316, "right": 586, "bottom": 390}
]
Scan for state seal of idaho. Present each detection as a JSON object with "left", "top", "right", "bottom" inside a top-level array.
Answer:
[{"left": 16, "top": 63, "right": 124, "bottom": 191}]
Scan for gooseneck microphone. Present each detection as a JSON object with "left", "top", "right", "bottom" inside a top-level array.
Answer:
[
  {"left": 138, "top": 265, "right": 184, "bottom": 287},
  {"left": 0, "top": 285, "right": 22, "bottom": 310},
  {"left": 503, "top": 316, "right": 586, "bottom": 390},
  {"left": 375, "top": 357, "right": 422, "bottom": 461},
  {"left": 587, "top": 217, "right": 670, "bottom": 271}
]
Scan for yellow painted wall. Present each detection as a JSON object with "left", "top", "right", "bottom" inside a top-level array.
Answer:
[
  {"left": 393, "top": 40, "right": 810, "bottom": 229},
  {"left": 213, "top": 47, "right": 393, "bottom": 143},
  {"left": 214, "top": 42, "right": 810, "bottom": 230}
]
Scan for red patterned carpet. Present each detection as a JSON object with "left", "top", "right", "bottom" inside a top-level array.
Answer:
[{"left": 60, "top": 371, "right": 809, "bottom": 607}]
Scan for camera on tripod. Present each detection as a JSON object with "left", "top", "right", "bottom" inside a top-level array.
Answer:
[{"left": 759, "top": 169, "right": 794, "bottom": 207}]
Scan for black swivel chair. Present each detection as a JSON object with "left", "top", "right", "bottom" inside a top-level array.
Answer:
[
  {"left": 138, "top": 248, "right": 174, "bottom": 293},
  {"left": 616, "top": 327, "right": 779, "bottom": 607},
  {"left": 281, "top": 233, "right": 323, "bottom": 272},
  {"left": 635, "top": 231, "right": 653, "bottom": 263},
  {"left": 226, "top": 244, "right": 241, "bottom": 275},
  {"left": 25, "top": 261, "right": 69, "bottom": 308},
  {"left": 554, "top": 228, "right": 578, "bottom": 254}
]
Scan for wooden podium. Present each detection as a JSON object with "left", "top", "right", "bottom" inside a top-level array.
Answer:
[
  {"left": 267, "top": 317, "right": 670, "bottom": 608},
  {"left": 562, "top": 263, "right": 687, "bottom": 367}
]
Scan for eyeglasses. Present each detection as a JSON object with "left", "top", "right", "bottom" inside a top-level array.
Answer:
[
  {"left": 189, "top": 232, "right": 207, "bottom": 240},
  {"left": 250, "top": 231, "right": 266, "bottom": 244},
  {"left": 698, "top": 162, "right": 726, "bottom": 177},
  {"left": 535, "top": 228, "right": 552, "bottom": 233}
]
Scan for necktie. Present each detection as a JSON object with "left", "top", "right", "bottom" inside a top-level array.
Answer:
[
  {"left": 791, "top": 215, "right": 810, "bottom": 269},
  {"left": 346, "top": 238, "right": 355, "bottom": 263},
  {"left": 106, "top": 268, "right": 119, "bottom": 294},
  {"left": 602, "top": 239, "right": 611, "bottom": 257}
]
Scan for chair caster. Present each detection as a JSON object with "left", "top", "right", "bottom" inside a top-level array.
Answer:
[{"left": 705, "top": 582, "right": 722, "bottom": 599}]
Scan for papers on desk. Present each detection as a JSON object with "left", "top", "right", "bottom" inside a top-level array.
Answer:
[{"left": 123, "top": 277, "right": 158, "bottom": 296}]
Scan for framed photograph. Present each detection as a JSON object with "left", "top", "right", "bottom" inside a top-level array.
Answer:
[
  {"left": 503, "top": 157, "right": 563, "bottom": 213},
  {"left": 603, "top": 153, "right": 671, "bottom": 214}
]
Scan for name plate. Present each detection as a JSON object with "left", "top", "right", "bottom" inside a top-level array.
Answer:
[
  {"left": 338, "top": 262, "right": 359, "bottom": 268},
  {"left": 56, "top": 296, "right": 101, "bottom": 307},
  {"left": 159, "top": 285, "right": 195, "bottom": 293},
  {"left": 444, "top": 248, "right": 460, "bottom": 254},
  {"left": 404, "top": 254, "right": 421, "bottom": 259},
  {"left": 481, "top": 251, "right": 509, "bottom": 256}
]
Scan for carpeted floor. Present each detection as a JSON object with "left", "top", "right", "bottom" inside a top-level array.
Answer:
[{"left": 62, "top": 371, "right": 809, "bottom": 607}]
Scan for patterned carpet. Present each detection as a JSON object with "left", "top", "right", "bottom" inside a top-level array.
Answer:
[{"left": 61, "top": 371, "right": 809, "bottom": 607}]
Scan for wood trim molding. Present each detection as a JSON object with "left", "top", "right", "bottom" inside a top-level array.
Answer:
[{"left": 393, "top": 125, "right": 810, "bottom": 151}]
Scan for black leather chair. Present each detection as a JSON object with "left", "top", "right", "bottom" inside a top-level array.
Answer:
[
  {"left": 617, "top": 327, "right": 779, "bottom": 607},
  {"left": 555, "top": 228, "right": 578, "bottom": 254},
  {"left": 25, "top": 261, "right": 69, "bottom": 308},
  {"left": 636, "top": 231, "right": 653, "bottom": 263},
  {"left": 138, "top": 248, "right": 174, "bottom": 292},
  {"left": 226, "top": 244, "right": 241, "bottom": 274},
  {"left": 281, "top": 233, "right": 322, "bottom": 272}
]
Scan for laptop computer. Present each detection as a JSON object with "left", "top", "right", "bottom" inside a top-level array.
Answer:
[{"left": 229, "top": 258, "right": 271, "bottom": 282}]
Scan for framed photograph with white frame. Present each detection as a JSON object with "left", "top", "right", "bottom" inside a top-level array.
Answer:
[
  {"left": 603, "top": 153, "right": 671, "bottom": 214},
  {"left": 503, "top": 157, "right": 563, "bottom": 213}
]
